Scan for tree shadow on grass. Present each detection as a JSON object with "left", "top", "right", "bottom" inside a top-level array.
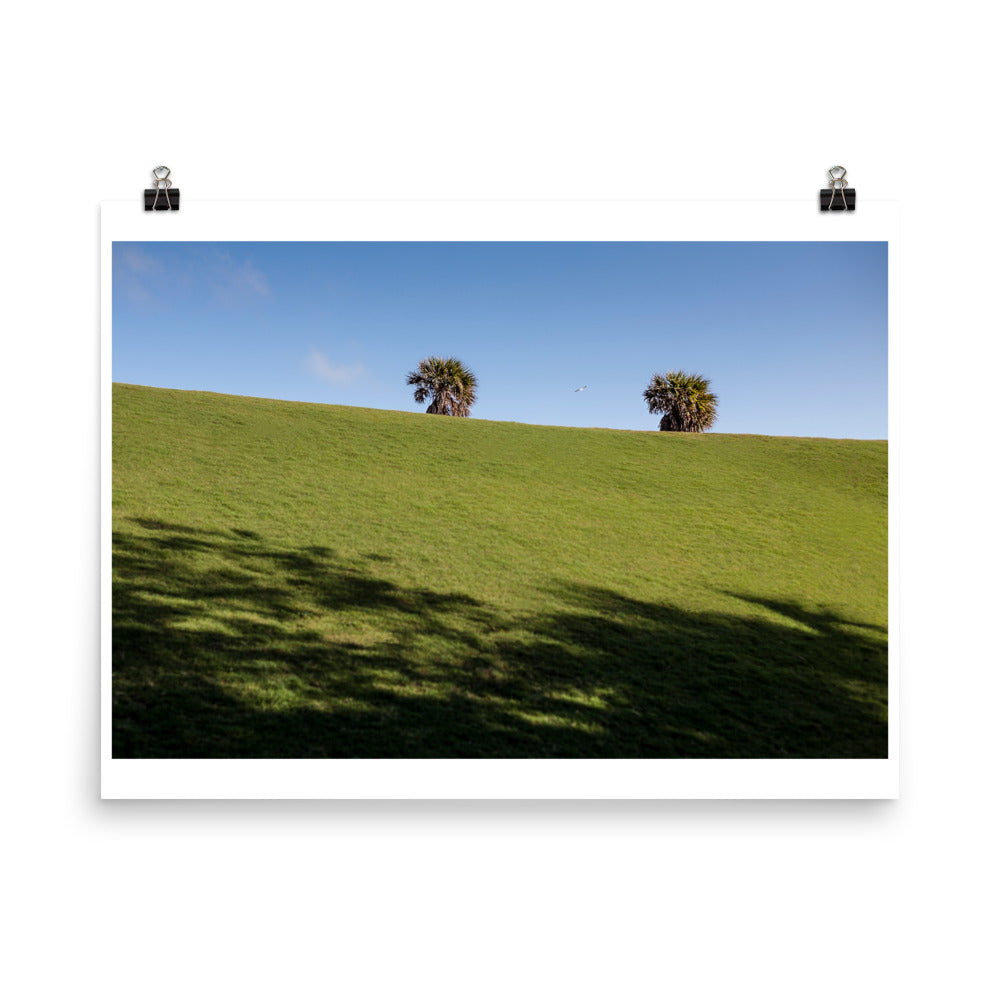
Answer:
[{"left": 113, "top": 521, "right": 887, "bottom": 758}]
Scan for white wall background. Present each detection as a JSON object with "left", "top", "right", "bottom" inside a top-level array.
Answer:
[{"left": 2, "top": 2, "right": 996, "bottom": 997}]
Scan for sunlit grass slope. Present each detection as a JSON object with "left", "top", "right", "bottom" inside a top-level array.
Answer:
[{"left": 112, "top": 383, "right": 888, "bottom": 758}]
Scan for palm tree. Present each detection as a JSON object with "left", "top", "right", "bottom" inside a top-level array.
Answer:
[
  {"left": 406, "top": 356, "right": 478, "bottom": 417},
  {"left": 643, "top": 370, "right": 718, "bottom": 432}
]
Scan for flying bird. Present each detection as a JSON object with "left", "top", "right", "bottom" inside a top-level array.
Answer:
[{"left": 574, "top": 385, "right": 587, "bottom": 392}]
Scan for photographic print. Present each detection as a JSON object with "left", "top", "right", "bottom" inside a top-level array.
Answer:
[{"left": 109, "top": 236, "right": 888, "bottom": 766}]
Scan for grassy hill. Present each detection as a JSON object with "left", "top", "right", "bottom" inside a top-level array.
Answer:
[{"left": 112, "top": 383, "right": 888, "bottom": 758}]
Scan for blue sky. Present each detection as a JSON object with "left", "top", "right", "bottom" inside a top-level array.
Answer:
[{"left": 113, "top": 241, "right": 888, "bottom": 438}]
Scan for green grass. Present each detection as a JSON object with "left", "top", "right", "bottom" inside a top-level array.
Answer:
[{"left": 112, "top": 382, "right": 888, "bottom": 758}]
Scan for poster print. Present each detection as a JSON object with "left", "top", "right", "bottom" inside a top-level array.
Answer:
[{"left": 101, "top": 202, "right": 897, "bottom": 798}]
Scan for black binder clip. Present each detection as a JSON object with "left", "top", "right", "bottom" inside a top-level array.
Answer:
[
  {"left": 144, "top": 166, "right": 180, "bottom": 211},
  {"left": 820, "top": 165, "right": 855, "bottom": 211}
]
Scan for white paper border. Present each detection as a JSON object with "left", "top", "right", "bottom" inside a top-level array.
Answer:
[{"left": 101, "top": 199, "right": 899, "bottom": 798}]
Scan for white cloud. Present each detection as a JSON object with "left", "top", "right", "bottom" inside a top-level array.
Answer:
[
  {"left": 236, "top": 262, "right": 269, "bottom": 296},
  {"left": 114, "top": 245, "right": 164, "bottom": 303},
  {"left": 308, "top": 349, "right": 365, "bottom": 385},
  {"left": 118, "top": 246, "right": 161, "bottom": 274},
  {"left": 114, "top": 245, "right": 270, "bottom": 308},
  {"left": 206, "top": 250, "right": 270, "bottom": 303}
]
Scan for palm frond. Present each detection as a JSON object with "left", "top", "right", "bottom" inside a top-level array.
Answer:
[
  {"left": 643, "top": 370, "right": 718, "bottom": 433},
  {"left": 406, "top": 356, "right": 478, "bottom": 417}
]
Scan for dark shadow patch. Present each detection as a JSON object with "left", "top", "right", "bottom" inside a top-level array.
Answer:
[{"left": 112, "top": 524, "right": 888, "bottom": 759}]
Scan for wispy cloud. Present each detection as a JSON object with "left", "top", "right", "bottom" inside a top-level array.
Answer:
[
  {"left": 114, "top": 244, "right": 270, "bottom": 309},
  {"left": 118, "top": 245, "right": 162, "bottom": 275},
  {"left": 307, "top": 349, "right": 365, "bottom": 385},
  {"left": 114, "top": 244, "right": 164, "bottom": 303},
  {"left": 205, "top": 249, "right": 270, "bottom": 305}
]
